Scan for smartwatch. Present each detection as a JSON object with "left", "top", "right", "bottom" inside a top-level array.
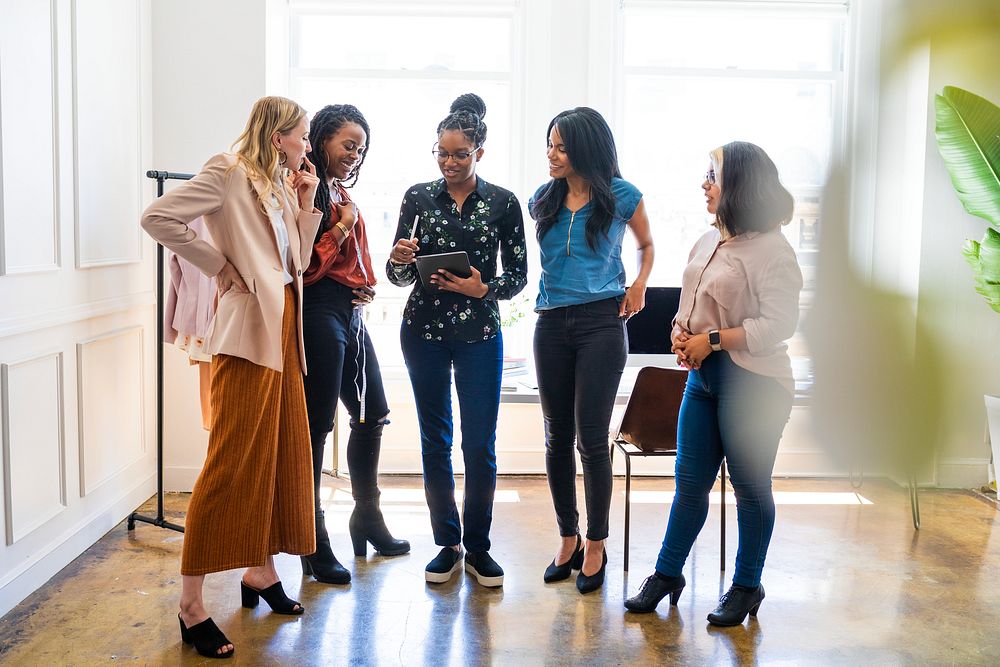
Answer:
[{"left": 708, "top": 329, "right": 722, "bottom": 352}]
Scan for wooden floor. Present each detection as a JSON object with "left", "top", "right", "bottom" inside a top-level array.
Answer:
[{"left": 1, "top": 476, "right": 999, "bottom": 665}]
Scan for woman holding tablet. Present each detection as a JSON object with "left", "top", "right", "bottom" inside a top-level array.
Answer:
[{"left": 387, "top": 93, "right": 527, "bottom": 587}]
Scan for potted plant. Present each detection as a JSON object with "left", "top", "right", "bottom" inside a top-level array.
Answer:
[{"left": 933, "top": 85, "right": 1000, "bottom": 488}]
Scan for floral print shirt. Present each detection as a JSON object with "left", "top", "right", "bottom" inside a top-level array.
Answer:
[{"left": 387, "top": 177, "right": 528, "bottom": 342}]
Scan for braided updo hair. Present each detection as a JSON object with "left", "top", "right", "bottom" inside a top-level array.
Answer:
[
  {"left": 308, "top": 104, "right": 371, "bottom": 232},
  {"left": 437, "top": 93, "right": 487, "bottom": 148}
]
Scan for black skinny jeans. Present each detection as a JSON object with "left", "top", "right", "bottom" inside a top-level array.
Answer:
[
  {"left": 302, "top": 279, "right": 390, "bottom": 508},
  {"left": 533, "top": 296, "right": 627, "bottom": 541}
]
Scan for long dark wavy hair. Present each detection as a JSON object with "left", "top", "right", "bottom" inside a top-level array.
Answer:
[
  {"left": 714, "top": 141, "right": 794, "bottom": 236},
  {"left": 307, "top": 104, "right": 371, "bottom": 235},
  {"left": 531, "top": 107, "right": 622, "bottom": 251}
]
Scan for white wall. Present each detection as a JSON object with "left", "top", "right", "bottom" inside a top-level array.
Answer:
[
  {"left": 0, "top": 0, "right": 156, "bottom": 617},
  {"left": 869, "top": 0, "right": 1000, "bottom": 487}
]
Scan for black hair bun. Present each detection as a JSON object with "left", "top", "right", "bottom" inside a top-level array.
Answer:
[{"left": 450, "top": 93, "right": 486, "bottom": 120}]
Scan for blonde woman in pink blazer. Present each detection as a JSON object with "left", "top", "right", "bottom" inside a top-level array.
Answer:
[{"left": 142, "top": 96, "right": 321, "bottom": 659}]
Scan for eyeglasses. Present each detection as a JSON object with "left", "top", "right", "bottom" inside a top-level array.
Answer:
[
  {"left": 432, "top": 144, "right": 479, "bottom": 163},
  {"left": 705, "top": 170, "right": 717, "bottom": 185}
]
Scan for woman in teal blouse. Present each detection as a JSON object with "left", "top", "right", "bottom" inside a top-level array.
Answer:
[{"left": 529, "top": 107, "right": 654, "bottom": 594}]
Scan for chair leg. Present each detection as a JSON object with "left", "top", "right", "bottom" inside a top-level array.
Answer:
[
  {"left": 720, "top": 459, "right": 727, "bottom": 572},
  {"left": 909, "top": 473, "right": 920, "bottom": 531},
  {"left": 624, "top": 453, "right": 632, "bottom": 572}
]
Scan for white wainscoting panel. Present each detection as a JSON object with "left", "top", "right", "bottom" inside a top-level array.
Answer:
[
  {"left": 0, "top": 0, "right": 60, "bottom": 275},
  {"left": 1, "top": 352, "right": 66, "bottom": 545},
  {"left": 76, "top": 326, "right": 145, "bottom": 495},
  {"left": 72, "top": 0, "right": 142, "bottom": 268}
]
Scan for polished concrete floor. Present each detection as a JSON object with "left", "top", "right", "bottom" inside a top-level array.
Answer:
[{"left": 2, "top": 476, "right": 1000, "bottom": 665}]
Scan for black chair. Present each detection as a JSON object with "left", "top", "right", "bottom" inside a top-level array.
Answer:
[{"left": 610, "top": 366, "right": 727, "bottom": 572}]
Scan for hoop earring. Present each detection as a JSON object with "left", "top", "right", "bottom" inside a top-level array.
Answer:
[{"left": 278, "top": 150, "right": 287, "bottom": 166}]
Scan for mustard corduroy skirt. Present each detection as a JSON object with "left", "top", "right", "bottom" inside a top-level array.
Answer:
[{"left": 181, "top": 285, "right": 316, "bottom": 575}]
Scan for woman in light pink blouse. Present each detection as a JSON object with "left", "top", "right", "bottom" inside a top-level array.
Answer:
[{"left": 624, "top": 141, "right": 802, "bottom": 626}]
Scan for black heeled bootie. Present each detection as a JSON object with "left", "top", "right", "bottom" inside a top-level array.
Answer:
[
  {"left": 576, "top": 549, "right": 608, "bottom": 594},
  {"left": 240, "top": 580, "right": 304, "bottom": 615},
  {"left": 707, "top": 584, "right": 765, "bottom": 626},
  {"left": 301, "top": 509, "right": 351, "bottom": 584},
  {"left": 349, "top": 492, "right": 410, "bottom": 557},
  {"left": 543, "top": 535, "right": 584, "bottom": 583},
  {"left": 179, "top": 614, "right": 234, "bottom": 659},
  {"left": 624, "top": 572, "right": 686, "bottom": 612}
]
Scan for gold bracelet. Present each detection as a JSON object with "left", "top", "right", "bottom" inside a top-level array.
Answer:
[{"left": 335, "top": 221, "right": 351, "bottom": 237}]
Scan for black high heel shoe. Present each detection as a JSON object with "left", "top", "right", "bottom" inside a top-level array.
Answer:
[
  {"left": 543, "top": 535, "right": 584, "bottom": 583},
  {"left": 707, "top": 584, "right": 765, "bottom": 626},
  {"left": 240, "top": 580, "right": 304, "bottom": 615},
  {"left": 624, "top": 572, "right": 686, "bottom": 612},
  {"left": 178, "top": 614, "right": 234, "bottom": 659},
  {"left": 349, "top": 496, "right": 410, "bottom": 557},
  {"left": 302, "top": 509, "right": 351, "bottom": 584},
  {"left": 575, "top": 549, "right": 608, "bottom": 594}
]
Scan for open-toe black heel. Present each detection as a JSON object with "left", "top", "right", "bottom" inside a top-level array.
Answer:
[
  {"left": 178, "top": 614, "right": 234, "bottom": 659},
  {"left": 543, "top": 535, "right": 584, "bottom": 583},
  {"left": 240, "top": 580, "right": 304, "bottom": 615}
]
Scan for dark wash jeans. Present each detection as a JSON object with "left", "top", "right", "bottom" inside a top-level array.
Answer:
[
  {"left": 302, "top": 279, "right": 390, "bottom": 507},
  {"left": 400, "top": 326, "right": 503, "bottom": 553},
  {"left": 655, "top": 351, "right": 793, "bottom": 588},
  {"left": 533, "top": 296, "right": 628, "bottom": 542}
]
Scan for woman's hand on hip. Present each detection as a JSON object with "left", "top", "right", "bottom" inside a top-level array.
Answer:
[
  {"left": 352, "top": 285, "right": 375, "bottom": 306},
  {"left": 216, "top": 261, "right": 248, "bottom": 295},
  {"left": 619, "top": 281, "right": 647, "bottom": 319},
  {"left": 430, "top": 266, "right": 488, "bottom": 298},
  {"left": 289, "top": 158, "right": 320, "bottom": 211},
  {"left": 390, "top": 238, "right": 420, "bottom": 264}
]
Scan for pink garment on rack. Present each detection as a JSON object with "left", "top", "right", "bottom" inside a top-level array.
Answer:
[{"left": 164, "top": 217, "right": 218, "bottom": 344}]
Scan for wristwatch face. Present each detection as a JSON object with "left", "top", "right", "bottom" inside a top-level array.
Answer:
[{"left": 709, "top": 330, "right": 721, "bottom": 346}]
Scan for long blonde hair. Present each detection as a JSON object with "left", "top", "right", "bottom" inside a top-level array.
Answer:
[{"left": 231, "top": 96, "right": 305, "bottom": 213}]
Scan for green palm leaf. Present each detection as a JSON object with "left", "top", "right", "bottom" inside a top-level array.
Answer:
[{"left": 934, "top": 86, "right": 1000, "bottom": 227}]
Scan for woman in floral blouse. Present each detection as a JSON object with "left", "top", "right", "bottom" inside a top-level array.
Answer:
[{"left": 387, "top": 93, "right": 527, "bottom": 588}]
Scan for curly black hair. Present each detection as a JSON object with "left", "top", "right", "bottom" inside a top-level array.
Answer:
[
  {"left": 436, "top": 93, "right": 487, "bottom": 148},
  {"left": 307, "top": 104, "right": 371, "bottom": 233}
]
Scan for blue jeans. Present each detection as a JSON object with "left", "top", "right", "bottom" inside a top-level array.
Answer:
[
  {"left": 400, "top": 326, "right": 503, "bottom": 553},
  {"left": 655, "top": 352, "right": 792, "bottom": 588},
  {"left": 533, "top": 297, "right": 627, "bottom": 541}
]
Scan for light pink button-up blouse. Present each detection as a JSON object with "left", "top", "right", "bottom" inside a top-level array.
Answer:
[{"left": 674, "top": 227, "right": 803, "bottom": 393}]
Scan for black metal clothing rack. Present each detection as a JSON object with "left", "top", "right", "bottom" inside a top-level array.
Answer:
[{"left": 128, "top": 170, "right": 195, "bottom": 534}]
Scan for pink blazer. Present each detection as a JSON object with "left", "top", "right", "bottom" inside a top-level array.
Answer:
[{"left": 141, "top": 153, "right": 322, "bottom": 372}]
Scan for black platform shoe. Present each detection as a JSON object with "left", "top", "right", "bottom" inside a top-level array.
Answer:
[
  {"left": 707, "top": 584, "right": 765, "bottom": 626},
  {"left": 240, "top": 580, "right": 304, "bottom": 615},
  {"left": 179, "top": 614, "right": 234, "bottom": 659},
  {"left": 349, "top": 493, "right": 410, "bottom": 557},
  {"left": 624, "top": 572, "right": 686, "bottom": 612},
  {"left": 543, "top": 535, "right": 584, "bottom": 583},
  {"left": 576, "top": 549, "right": 608, "bottom": 594},
  {"left": 302, "top": 509, "right": 351, "bottom": 584}
]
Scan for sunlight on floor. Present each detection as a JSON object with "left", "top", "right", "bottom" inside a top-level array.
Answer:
[
  {"left": 321, "top": 487, "right": 521, "bottom": 504},
  {"left": 625, "top": 490, "right": 874, "bottom": 505}
]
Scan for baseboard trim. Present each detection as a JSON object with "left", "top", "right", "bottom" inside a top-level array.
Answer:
[
  {"left": 936, "top": 458, "right": 989, "bottom": 489},
  {"left": 0, "top": 473, "right": 156, "bottom": 618}
]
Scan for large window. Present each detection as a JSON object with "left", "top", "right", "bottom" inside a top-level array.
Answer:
[
  {"left": 616, "top": 0, "right": 848, "bottom": 304},
  {"left": 289, "top": 0, "right": 522, "bottom": 367}
]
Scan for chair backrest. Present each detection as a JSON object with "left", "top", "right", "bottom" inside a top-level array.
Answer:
[{"left": 616, "top": 366, "right": 688, "bottom": 453}]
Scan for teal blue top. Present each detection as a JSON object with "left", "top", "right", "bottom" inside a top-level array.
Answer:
[{"left": 529, "top": 177, "right": 642, "bottom": 311}]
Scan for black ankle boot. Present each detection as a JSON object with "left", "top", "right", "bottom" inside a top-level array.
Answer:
[
  {"left": 624, "top": 572, "right": 686, "bottom": 612},
  {"left": 349, "top": 493, "right": 410, "bottom": 557},
  {"left": 301, "top": 509, "right": 351, "bottom": 584},
  {"left": 707, "top": 584, "right": 765, "bottom": 626}
]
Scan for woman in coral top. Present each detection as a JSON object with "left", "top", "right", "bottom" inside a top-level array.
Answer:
[{"left": 300, "top": 105, "right": 409, "bottom": 586}]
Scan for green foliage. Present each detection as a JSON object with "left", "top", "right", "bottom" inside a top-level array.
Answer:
[{"left": 934, "top": 85, "right": 1000, "bottom": 313}]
